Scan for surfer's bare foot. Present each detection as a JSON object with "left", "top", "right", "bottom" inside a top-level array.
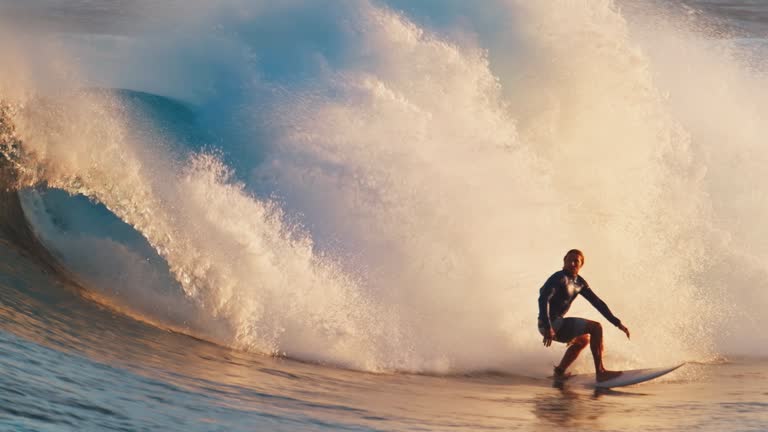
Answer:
[{"left": 596, "top": 370, "right": 622, "bottom": 382}]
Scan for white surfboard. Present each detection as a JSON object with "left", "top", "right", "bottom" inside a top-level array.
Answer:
[{"left": 557, "top": 363, "right": 685, "bottom": 389}]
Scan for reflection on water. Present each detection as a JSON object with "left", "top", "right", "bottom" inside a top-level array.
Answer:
[
  {"left": 532, "top": 385, "right": 593, "bottom": 429},
  {"left": 530, "top": 381, "right": 649, "bottom": 429}
]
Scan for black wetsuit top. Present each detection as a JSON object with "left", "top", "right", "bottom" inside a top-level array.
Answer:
[{"left": 537, "top": 270, "right": 622, "bottom": 331}]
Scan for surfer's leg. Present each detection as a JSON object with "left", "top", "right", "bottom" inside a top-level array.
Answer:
[
  {"left": 556, "top": 334, "right": 589, "bottom": 375},
  {"left": 552, "top": 318, "right": 590, "bottom": 376},
  {"left": 586, "top": 320, "right": 622, "bottom": 381},
  {"left": 586, "top": 320, "right": 604, "bottom": 372}
]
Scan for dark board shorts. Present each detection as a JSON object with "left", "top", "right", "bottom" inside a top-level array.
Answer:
[{"left": 538, "top": 317, "right": 589, "bottom": 343}]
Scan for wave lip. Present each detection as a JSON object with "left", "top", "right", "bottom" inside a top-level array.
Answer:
[{"left": 0, "top": 103, "right": 67, "bottom": 277}]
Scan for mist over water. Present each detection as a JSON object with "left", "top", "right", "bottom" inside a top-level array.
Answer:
[{"left": 0, "top": 0, "right": 766, "bottom": 374}]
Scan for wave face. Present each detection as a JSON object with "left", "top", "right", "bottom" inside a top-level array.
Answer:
[{"left": 1, "top": 0, "right": 767, "bottom": 373}]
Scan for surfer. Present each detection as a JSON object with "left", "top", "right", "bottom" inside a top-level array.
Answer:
[{"left": 538, "top": 249, "right": 630, "bottom": 382}]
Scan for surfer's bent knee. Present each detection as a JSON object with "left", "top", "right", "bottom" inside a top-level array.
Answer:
[{"left": 586, "top": 320, "right": 602, "bottom": 333}]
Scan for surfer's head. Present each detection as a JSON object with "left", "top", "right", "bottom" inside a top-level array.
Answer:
[{"left": 563, "top": 249, "right": 584, "bottom": 275}]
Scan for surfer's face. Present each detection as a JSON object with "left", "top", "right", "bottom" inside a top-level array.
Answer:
[{"left": 563, "top": 252, "right": 584, "bottom": 275}]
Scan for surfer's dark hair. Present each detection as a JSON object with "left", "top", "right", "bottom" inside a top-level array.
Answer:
[{"left": 564, "top": 249, "right": 585, "bottom": 264}]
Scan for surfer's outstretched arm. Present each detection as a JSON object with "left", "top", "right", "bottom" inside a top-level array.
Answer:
[{"left": 580, "top": 287, "right": 630, "bottom": 339}]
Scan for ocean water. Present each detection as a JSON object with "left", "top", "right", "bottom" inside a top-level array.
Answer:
[{"left": 0, "top": 0, "right": 767, "bottom": 430}]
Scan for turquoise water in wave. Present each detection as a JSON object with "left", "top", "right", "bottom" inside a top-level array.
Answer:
[{"left": 1, "top": 1, "right": 768, "bottom": 431}]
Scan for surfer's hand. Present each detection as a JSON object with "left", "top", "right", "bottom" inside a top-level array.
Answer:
[
  {"left": 618, "top": 324, "right": 630, "bottom": 340},
  {"left": 543, "top": 328, "right": 555, "bottom": 347}
]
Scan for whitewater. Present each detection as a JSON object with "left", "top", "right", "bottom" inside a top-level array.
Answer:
[{"left": 0, "top": 0, "right": 766, "bottom": 431}]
